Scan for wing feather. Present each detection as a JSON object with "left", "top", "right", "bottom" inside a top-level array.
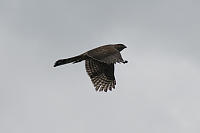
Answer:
[{"left": 85, "top": 59, "right": 116, "bottom": 92}]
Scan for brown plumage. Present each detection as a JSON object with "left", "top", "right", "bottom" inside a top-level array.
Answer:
[{"left": 54, "top": 44, "right": 127, "bottom": 92}]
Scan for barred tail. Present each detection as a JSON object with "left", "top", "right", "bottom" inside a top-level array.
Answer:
[{"left": 54, "top": 54, "right": 85, "bottom": 67}]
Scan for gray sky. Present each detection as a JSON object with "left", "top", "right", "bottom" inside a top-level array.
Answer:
[{"left": 1, "top": 0, "right": 200, "bottom": 133}]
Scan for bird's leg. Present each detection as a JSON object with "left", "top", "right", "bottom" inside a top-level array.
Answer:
[{"left": 122, "top": 60, "right": 128, "bottom": 64}]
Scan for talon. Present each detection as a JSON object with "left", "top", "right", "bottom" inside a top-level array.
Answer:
[{"left": 123, "top": 60, "right": 128, "bottom": 64}]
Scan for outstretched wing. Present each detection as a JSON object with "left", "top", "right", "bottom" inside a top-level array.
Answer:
[
  {"left": 86, "top": 45, "right": 124, "bottom": 64},
  {"left": 85, "top": 59, "right": 116, "bottom": 92}
]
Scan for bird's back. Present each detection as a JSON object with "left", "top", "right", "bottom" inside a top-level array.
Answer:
[{"left": 86, "top": 44, "right": 122, "bottom": 64}]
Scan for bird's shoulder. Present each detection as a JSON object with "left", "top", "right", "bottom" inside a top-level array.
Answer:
[
  {"left": 87, "top": 45, "right": 116, "bottom": 54},
  {"left": 85, "top": 45, "right": 123, "bottom": 64}
]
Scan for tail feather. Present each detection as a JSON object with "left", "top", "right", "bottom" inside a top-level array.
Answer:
[{"left": 54, "top": 54, "right": 85, "bottom": 67}]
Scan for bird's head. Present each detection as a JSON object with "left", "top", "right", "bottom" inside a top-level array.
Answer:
[{"left": 113, "top": 44, "right": 127, "bottom": 51}]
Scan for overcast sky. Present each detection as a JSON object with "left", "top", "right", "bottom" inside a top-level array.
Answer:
[{"left": 1, "top": 0, "right": 200, "bottom": 133}]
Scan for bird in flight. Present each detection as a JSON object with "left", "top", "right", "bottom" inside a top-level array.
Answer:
[{"left": 54, "top": 44, "right": 128, "bottom": 92}]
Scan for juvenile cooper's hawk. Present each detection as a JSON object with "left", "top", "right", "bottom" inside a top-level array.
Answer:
[{"left": 54, "top": 44, "right": 127, "bottom": 92}]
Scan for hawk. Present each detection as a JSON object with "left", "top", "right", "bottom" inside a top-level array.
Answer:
[{"left": 54, "top": 44, "right": 127, "bottom": 92}]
